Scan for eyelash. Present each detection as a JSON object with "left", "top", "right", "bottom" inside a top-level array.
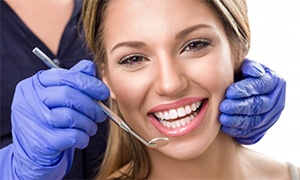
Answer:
[
  {"left": 118, "top": 54, "right": 148, "bottom": 68},
  {"left": 180, "top": 39, "right": 211, "bottom": 54},
  {"left": 118, "top": 39, "right": 211, "bottom": 68}
]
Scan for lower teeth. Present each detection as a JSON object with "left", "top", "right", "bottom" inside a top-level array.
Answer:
[
  {"left": 157, "top": 102, "right": 203, "bottom": 129},
  {"left": 160, "top": 112, "right": 198, "bottom": 128}
]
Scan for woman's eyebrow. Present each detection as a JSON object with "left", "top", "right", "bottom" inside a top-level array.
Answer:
[
  {"left": 110, "top": 24, "right": 213, "bottom": 53},
  {"left": 111, "top": 41, "right": 146, "bottom": 53},
  {"left": 176, "top": 24, "right": 214, "bottom": 39}
]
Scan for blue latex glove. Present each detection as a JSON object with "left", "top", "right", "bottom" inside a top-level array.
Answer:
[
  {"left": 0, "top": 60, "right": 110, "bottom": 179},
  {"left": 219, "top": 59, "right": 286, "bottom": 145}
]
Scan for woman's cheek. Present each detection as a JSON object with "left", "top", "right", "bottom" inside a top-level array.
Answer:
[{"left": 110, "top": 72, "right": 146, "bottom": 112}]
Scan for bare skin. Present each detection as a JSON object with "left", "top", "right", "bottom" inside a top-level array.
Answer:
[{"left": 5, "top": 0, "right": 73, "bottom": 55}]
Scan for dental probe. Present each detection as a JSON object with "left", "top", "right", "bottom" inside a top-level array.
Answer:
[{"left": 32, "top": 47, "right": 169, "bottom": 148}]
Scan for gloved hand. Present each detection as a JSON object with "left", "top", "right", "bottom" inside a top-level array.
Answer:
[
  {"left": 219, "top": 59, "right": 286, "bottom": 145},
  {"left": 5, "top": 60, "right": 110, "bottom": 179}
]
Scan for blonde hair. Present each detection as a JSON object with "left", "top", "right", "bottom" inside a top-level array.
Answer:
[{"left": 82, "top": 0, "right": 251, "bottom": 179}]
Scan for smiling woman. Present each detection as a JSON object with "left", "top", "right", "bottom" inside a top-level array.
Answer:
[{"left": 82, "top": 0, "right": 298, "bottom": 179}]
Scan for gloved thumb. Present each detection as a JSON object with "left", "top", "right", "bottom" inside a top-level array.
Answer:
[
  {"left": 70, "top": 59, "right": 96, "bottom": 77},
  {"left": 241, "top": 58, "right": 265, "bottom": 78}
]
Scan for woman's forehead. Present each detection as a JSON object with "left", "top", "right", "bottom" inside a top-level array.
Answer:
[{"left": 103, "top": 0, "right": 223, "bottom": 49}]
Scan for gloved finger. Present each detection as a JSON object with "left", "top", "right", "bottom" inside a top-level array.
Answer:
[
  {"left": 221, "top": 111, "right": 281, "bottom": 139},
  {"left": 226, "top": 69, "right": 278, "bottom": 99},
  {"left": 219, "top": 114, "right": 263, "bottom": 129},
  {"left": 40, "top": 86, "right": 107, "bottom": 123},
  {"left": 221, "top": 125, "right": 267, "bottom": 139},
  {"left": 12, "top": 78, "right": 53, "bottom": 122},
  {"left": 221, "top": 125, "right": 265, "bottom": 144},
  {"left": 12, "top": 112, "right": 90, "bottom": 150},
  {"left": 69, "top": 59, "right": 96, "bottom": 77},
  {"left": 48, "top": 128, "right": 90, "bottom": 150},
  {"left": 220, "top": 95, "right": 271, "bottom": 115},
  {"left": 48, "top": 107, "right": 98, "bottom": 136},
  {"left": 37, "top": 69, "right": 110, "bottom": 101},
  {"left": 241, "top": 59, "right": 265, "bottom": 78},
  {"left": 221, "top": 126, "right": 247, "bottom": 137}
]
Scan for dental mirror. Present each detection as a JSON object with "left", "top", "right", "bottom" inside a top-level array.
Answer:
[{"left": 32, "top": 47, "right": 170, "bottom": 148}]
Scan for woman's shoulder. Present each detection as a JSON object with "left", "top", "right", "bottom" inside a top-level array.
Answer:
[{"left": 244, "top": 148, "right": 296, "bottom": 179}]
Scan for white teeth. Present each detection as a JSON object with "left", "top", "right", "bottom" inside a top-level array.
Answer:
[
  {"left": 180, "top": 118, "right": 186, "bottom": 126},
  {"left": 154, "top": 101, "right": 202, "bottom": 121},
  {"left": 154, "top": 101, "right": 203, "bottom": 129},
  {"left": 185, "top": 105, "right": 192, "bottom": 114},
  {"left": 177, "top": 107, "right": 186, "bottom": 117},
  {"left": 169, "top": 109, "right": 177, "bottom": 119},
  {"left": 160, "top": 115, "right": 194, "bottom": 129},
  {"left": 163, "top": 111, "right": 170, "bottom": 120},
  {"left": 171, "top": 122, "right": 177, "bottom": 128},
  {"left": 191, "top": 103, "right": 197, "bottom": 111},
  {"left": 159, "top": 112, "right": 164, "bottom": 119}
]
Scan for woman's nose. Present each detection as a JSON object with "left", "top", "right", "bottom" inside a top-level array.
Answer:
[{"left": 154, "top": 55, "right": 188, "bottom": 97}]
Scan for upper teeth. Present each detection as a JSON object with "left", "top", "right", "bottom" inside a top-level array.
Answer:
[{"left": 154, "top": 101, "right": 202, "bottom": 121}]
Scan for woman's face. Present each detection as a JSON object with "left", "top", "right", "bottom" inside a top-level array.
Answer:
[{"left": 102, "top": 0, "right": 235, "bottom": 160}]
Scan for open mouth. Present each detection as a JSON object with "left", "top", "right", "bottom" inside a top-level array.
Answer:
[{"left": 150, "top": 99, "right": 206, "bottom": 129}]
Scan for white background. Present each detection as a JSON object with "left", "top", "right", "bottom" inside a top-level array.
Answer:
[{"left": 246, "top": 1, "right": 300, "bottom": 166}]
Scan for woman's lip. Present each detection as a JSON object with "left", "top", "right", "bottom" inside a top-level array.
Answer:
[
  {"left": 148, "top": 97, "right": 205, "bottom": 113},
  {"left": 149, "top": 100, "right": 208, "bottom": 137}
]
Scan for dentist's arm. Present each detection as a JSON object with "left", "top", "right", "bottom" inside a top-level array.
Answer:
[
  {"left": 219, "top": 59, "right": 286, "bottom": 144},
  {"left": 0, "top": 60, "right": 110, "bottom": 179}
]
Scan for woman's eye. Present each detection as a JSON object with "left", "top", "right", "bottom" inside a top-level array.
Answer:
[
  {"left": 181, "top": 39, "right": 211, "bottom": 53},
  {"left": 118, "top": 54, "right": 148, "bottom": 68}
]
